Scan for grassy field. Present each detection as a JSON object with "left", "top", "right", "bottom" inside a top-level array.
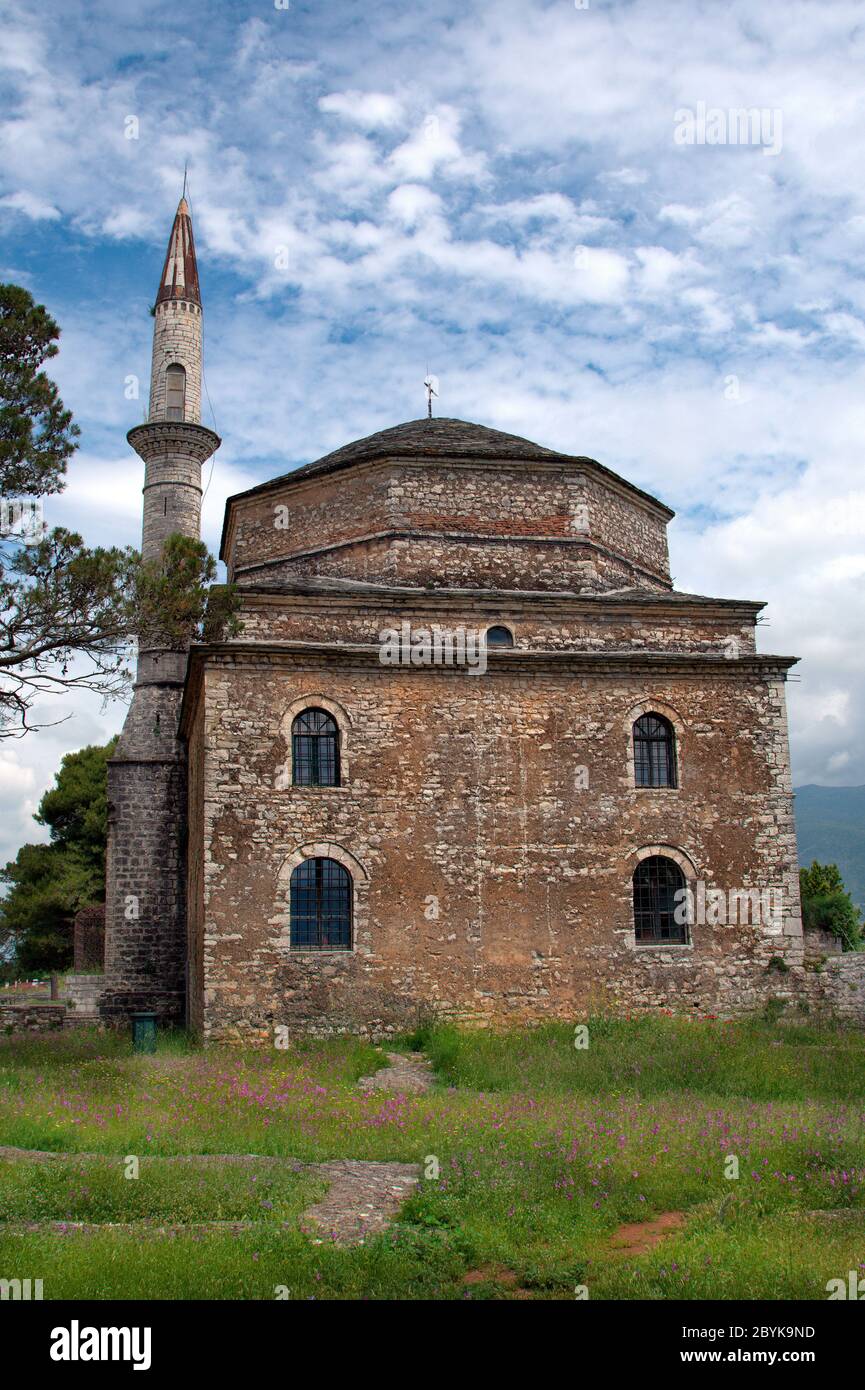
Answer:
[{"left": 0, "top": 1017, "right": 863, "bottom": 1300}]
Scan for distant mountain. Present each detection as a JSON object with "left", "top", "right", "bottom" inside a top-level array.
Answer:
[{"left": 794, "top": 785, "right": 865, "bottom": 913}]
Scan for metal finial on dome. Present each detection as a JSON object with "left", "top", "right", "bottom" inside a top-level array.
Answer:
[{"left": 424, "top": 374, "right": 438, "bottom": 419}]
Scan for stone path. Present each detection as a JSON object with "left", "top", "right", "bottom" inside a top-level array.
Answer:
[
  {"left": 299, "top": 1159, "right": 420, "bottom": 1244},
  {"left": 357, "top": 1050, "right": 435, "bottom": 1094},
  {"left": 0, "top": 1048, "right": 435, "bottom": 1247}
]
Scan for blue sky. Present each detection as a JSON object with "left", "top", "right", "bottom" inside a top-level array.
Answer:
[{"left": 1, "top": 0, "right": 864, "bottom": 863}]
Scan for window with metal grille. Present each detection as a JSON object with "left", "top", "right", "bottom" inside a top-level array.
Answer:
[
  {"left": 633, "top": 713, "right": 677, "bottom": 787},
  {"left": 485, "top": 625, "right": 514, "bottom": 648},
  {"left": 291, "top": 708, "right": 340, "bottom": 786},
  {"left": 289, "top": 857, "right": 352, "bottom": 950},
  {"left": 633, "top": 855, "right": 688, "bottom": 943},
  {"left": 165, "top": 363, "right": 186, "bottom": 421}
]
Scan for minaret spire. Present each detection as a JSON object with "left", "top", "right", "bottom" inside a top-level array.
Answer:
[{"left": 156, "top": 195, "right": 201, "bottom": 309}]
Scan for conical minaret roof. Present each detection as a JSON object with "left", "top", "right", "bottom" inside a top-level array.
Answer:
[{"left": 155, "top": 196, "right": 201, "bottom": 306}]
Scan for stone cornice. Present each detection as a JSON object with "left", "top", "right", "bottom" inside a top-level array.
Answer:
[
  {"left": 235, "top": 582, "right": 764, "bottom": 618},
  {"left": 128, "top": 421, "right": 221, "bottom": 463},
  {"left": 179, "top": 640, "right": 798, "bottom": 737}
]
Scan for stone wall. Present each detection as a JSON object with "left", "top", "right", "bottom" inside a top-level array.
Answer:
[
  {"left": 0, "top": 1004, "right": 65, "bottom": 1033},
  {"left": 224, "top": 458, "right": 673, "bottom": 594},
  {"left": 148, "top": 299, "right": 202, "bottom": 423},
  {"left": 186, "top": 694, "right": 206, "bottom": 1035},
  {"left": 73, "top": 905, "right": 105, "bottom": 971},
  {"left": 795, "top": 952, "right": 865, "bottom": 1024},
  {"left": 235, "top": 589, "right": 759, "bottom": 657},
  {"left": 61, "top": 974, "right": 104, "bottom": 1018},
  {"left": 102, "top": 753, "right": 188, "bottom": 1025},
  {"left": 184, "top": 646, "right": 802, "bottom": 1041},
  {"left": 128, "top": 421, "right": 218, "bottom": 566}
]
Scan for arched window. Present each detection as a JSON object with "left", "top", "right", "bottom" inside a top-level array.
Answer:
[
  {"left": 292, "top": 709, "right": 340, "bottom": 786},
  {"left": 485, "top": 625, "right": 514, "bottom": 648},
  {"left": 165, "top": 364, "right": 186, "bottom": 421},
  {"left": 633, "top": 713, "right": 677, "bottom": 787},
  {"left": 290, "top": 857, "right": 352, "bottom": 950},
  {"left": 633, "top": 856, "right": 688, "bottom": 943}
]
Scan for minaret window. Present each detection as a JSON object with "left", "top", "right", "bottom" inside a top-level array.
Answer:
[{"left": 165, "top": 363, "right": 186, "bottom": 421}]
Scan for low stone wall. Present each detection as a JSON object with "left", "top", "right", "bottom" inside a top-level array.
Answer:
[
  {"left": 0, "top": 1003, "right": 65, "bottom": 1033},
  {"left": 802, "top": 927, "right": 845, "bottom": 962},
  {"left": 61, "top": 975, "right": 104, "bottom": 1018},
  {"left": 798, "top": 952, "right": 865, "bottom": 1024},
  {"left": 750, "top": 950, "right": 865, "bottom": 1027}
]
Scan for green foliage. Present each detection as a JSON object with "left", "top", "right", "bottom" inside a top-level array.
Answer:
[
  {"left": 0, "top": 1157, "right": 323, "bottom": 1226},
  {"left": 0, "top": 283, "right": 80, "bottom": 498},
  {"left": 134, "top": 534, "right": 239, "bottom": 650},
  {"left": 421, "top": 1016, "right": 865, "bottom": 1102},
  {"left": 0, "top": 527, "right": 137, "bottom": 735},
  {"left": 36, "top": 739, "right": 116, "bottom": 854},
  {"left": 0, "top": 738, "right": 116, "bottom": 973},
  {"left": 799, "top": 860, "right": 863, "bottom": 950},
  {"left": 800, "top": 860, "right": 845, "bottom": 898}
]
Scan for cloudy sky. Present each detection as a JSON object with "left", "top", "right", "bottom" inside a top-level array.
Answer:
[{"left": 1, "top": 0, "right": 864, "bottom": 865}]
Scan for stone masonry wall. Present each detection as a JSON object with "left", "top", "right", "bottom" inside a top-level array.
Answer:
[
  {"left": 103, "top": 752, "right": 188, "bottom": 1024},
  {"left": 802, "top": 953, "right": 865, "bottom": 1023},
  {"left": 148, "top": 299, "right": 202, "bottom": 423},
  {"left": 250, "top": 536, "right": 665, "bottom": 594},
  {"left": 225, "top": 459, "right": 672, "bottom": 593},
  {"left": 61, "top": 974, "right": 104, "bottom": 1018},
  {"left": 235, "top": 593, "right": 758, "bottom": 657},
  {"left": 186, "top": 697, "right": 206, "bottom": 1036},
  {"left": 187, "top": 650, "right": 802, "bottom": 1041},
  {"left": 73, "top": 905, "right": 105, "bottom": 971},
  {"left": 0, "top": 1004, "right": 65, "bottom": 1033}
]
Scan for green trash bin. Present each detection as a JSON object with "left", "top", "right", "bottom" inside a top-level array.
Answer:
[{"left": 132, "top": 1011, "right": 157, "bottom": 1054}]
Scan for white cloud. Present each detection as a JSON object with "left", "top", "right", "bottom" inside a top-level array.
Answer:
[
  {"left": 0, "top": 0, "right": 863, "bottom": 805},
  {"left": 388, "top": 107, "right": 487, "bottom": 183},
  {"left": 0, "top": 190, "right": 60, "bottom": 220},
  {"left": 319, "top": 91, "right": 404, "bottom": 129}
]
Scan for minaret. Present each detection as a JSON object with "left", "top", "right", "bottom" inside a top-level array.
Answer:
[{"left": 101, "top": 195, "right": 220, "bottom": 1026}]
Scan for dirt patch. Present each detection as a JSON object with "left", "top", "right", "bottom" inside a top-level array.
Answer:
[
  {"left": 463, "top": 1264, "right": 519, "bottom": 1286},
  {"left": 608, "top": 1211, "right": 686, "bottom": 1257},
  {"left": 462, "top": 1265, "right": 533, "bottom": 1298}
]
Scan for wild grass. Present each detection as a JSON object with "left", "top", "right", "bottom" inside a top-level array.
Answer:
[
  {"left": 0, "top": 1157, "right": 323, "bottom": 1225},
  {"left": 419, "top": 1016, "right": 865, "bottom": 1102},
  {"left": 0, "top": 1016, "right": 863, "bottom": 1299}
]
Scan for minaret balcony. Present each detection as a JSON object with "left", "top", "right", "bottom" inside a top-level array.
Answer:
[{"left": 127, "top": 420, "right": 221, "bottom": 464}]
